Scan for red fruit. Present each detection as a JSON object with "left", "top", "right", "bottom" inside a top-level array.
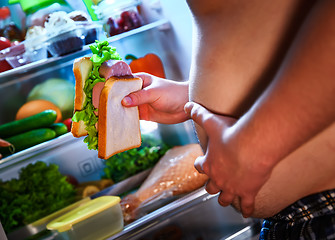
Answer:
[
  {"left": 63, "top": 118, "right": 72, "bottom": 132},
  {"left": 120, "top": 11, "right": 133, "bottom": 31},
  {"left": 0, "top": 37, "right": 12, "bottom": 73},
  {"left": 107, "top": 17, "right": 121, "bottom": 36},
  {"left": 0, "top": 36, "right": 11, "bottom": 51},
  {"left": 0, "top": 59, "right": 12, "bottom": 73},
  {"left": 0, "top": 7, "right": 10, "bottom": 20},
  {"left": 129, "top": 10, "right": 143, "bottom": 28},
  {"left": 120, "top": 11, "right": 131, "bottom": 19}
]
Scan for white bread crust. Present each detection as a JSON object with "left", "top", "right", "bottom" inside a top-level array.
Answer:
[
  {"left": 98, "top": 77, "right": 143, "bottom": 159},
  {"left": 71, "top": 57, "right": 92, "bottom": 137}
]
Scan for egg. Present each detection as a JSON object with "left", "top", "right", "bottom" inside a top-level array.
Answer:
[{"left": 16, "top": 99, "right": 63, "bottom": 122}]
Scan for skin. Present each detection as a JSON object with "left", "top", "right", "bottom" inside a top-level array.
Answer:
[
  {"left": 122, "top": 0, "right": 335, "bottom": 218},
  {"left": 122, "top": 73, "right": 189, "bottom": 124}
]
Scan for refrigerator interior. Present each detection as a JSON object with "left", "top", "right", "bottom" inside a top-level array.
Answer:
[{"left": 0, "top": 1, "right": 261, "bottom": 239}]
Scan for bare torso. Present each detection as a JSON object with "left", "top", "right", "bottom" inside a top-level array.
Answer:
[{"left": 186, "top": 0, "right": 335, "bottom": 218}]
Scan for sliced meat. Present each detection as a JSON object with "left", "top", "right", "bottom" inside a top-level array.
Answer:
[
  {"left": 120, "top": 144, "right": 208, "bottom": 222},
  {"left": 92, "top": 81, "right": 105, "bottom": 109},
  {"left": 99, "top": 60, "right": 133, "bottom": 79},
  {"left": 93, "top": 60, "right": 133, "bottom": 110}
]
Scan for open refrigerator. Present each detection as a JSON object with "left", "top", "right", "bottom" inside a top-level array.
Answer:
[{"left": 0, "top": 0, "right": 261, "bottom": 239}]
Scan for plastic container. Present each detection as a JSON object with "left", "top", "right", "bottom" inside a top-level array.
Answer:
[
  {"left": 47, "top": 196, "right": 124, "bottom": 240},
  {"left": 0, "top": 39, "right": 48, "bottom": 68},
  {"left": 44, "top": 11, "right": 103, "bottom": 56},
  {"left": 75, "top": 21, "right": 104, "bottom": 45},
  {"left": 8, "top": 0, "right": 72, "bottom": 28},
  {"left": 7, "top": 197, "right": 91, "bottom": 240},
  {"left": 94, "top": 0, "right": 144, "bottom": 37},
  {"left": 46, "top": 27, "right": 85, "bottom": 57}
]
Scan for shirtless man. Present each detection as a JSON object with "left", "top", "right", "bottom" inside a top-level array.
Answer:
[{"left": 122, "top": 0, "right": 335, "bottom": 238}]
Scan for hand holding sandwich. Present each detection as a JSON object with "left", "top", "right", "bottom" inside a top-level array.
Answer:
[{"left": 122, "top": 73, "right": 190, "bottom": 124}]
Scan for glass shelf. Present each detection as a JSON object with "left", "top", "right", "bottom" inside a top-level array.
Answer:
[{"left": 0, "top": 19, "right": 170, "bottom": 83}]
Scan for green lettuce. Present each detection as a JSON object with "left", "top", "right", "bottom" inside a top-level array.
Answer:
[
  {"left": 103, "top": 135, "right": 171, "bottom": 183},
  {"left": 72, "top": 40, "right": 122, "bottom": 150},
  {"left": 0, "top": 162, "right": 76, "bottom": 234}
]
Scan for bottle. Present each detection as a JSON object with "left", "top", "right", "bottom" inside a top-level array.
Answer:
[{"left": 8, "top": 0, "right": 73, "bottom": 28}]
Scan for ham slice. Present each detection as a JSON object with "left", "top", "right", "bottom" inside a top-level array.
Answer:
[
  {"left": 120, "top": 144, "right": 208, "bottom": 222},
  {"left": 99, "top": 60, "right": 133, "bottom": 79},
  {"left": 92, "top": 60, "right": 135, "bottom": 109},
  {"left": 92, "top": 82, "right": 105, "bottom": 109}
]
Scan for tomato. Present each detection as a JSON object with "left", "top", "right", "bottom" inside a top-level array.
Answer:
[
  {"left": 0, "top": 60, "right": 12, "bottom": 73},
  {"left": 0, "top": 37, "right": 11, "bottom": 51},
  {"left": 63, "top": 118, "right": 72, "bottom": 132},
  {"left": 0, "top": 37, "right": 16, "bottom": 73},
  {"left": 0, "top": 7, "right": 10, "bottom": 20}
]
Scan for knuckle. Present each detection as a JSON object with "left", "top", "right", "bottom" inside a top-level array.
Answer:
[{"left": 128, "top": 92, "right": 141, "bottom": 104}]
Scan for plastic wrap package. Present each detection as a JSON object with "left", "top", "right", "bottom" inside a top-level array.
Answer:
[{"left": 121, "top": 144, "right": 208, "bottom": 222}]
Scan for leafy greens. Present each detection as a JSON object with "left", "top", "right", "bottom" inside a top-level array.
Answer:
[
  {"left": 103, "top": 134, "right": 171, "bottom": 183},
  {"left": 0, "top": 161, "right": 76, "bottom": 234}
]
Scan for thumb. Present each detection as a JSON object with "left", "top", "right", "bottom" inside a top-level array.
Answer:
[
  {"left": 184, "top": 102, "right": 215, "bottom": 133},
  {"left": 122, "top": 74, "right": 155, "bottom": 107},
  {"left": 122, "top": 89, "right": 152, "bottom": 107}
]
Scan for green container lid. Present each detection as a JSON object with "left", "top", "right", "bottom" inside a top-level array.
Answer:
[{"left": 8, "top": 0, "right": 69, "bottom": 15}]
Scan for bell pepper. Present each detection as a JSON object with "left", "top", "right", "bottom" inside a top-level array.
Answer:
[{"left": 125, "top": 53, "right": 166, "bottom": 78}]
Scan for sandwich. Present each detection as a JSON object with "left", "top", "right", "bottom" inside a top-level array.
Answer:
[{"left": 71, "top": 40, "right": 142, "bottom": 159}]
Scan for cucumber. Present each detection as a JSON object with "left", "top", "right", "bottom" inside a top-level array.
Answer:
[
  {"left": 49, "top": 123, "right": 68, "bottom": 137},
  {"left": 0, "top": 145, "right": 15, "bottom": 157},
  {"left": 5, "top": 128, "right": 56, "bottom": 152},
  {"left": 0, "top": 110, "right": 57, "bottom": 138}
]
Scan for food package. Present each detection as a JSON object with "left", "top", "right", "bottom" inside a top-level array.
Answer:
[{"left": 120, "top": 143, "right": 208, "bottom": 222}]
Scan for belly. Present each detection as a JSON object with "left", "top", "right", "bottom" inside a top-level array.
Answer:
[{"left": 188, "top": 0, "right": 313, "bottom": 147}]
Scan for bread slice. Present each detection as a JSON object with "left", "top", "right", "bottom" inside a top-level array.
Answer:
[
  {"left": 98, "top": 77, "right": 143, "bottom": 159},
  {"left": 71, "top": 57, "right": 92, "bottom": 137}
]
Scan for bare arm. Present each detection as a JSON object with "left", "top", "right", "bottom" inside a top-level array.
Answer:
[
  {"left": 185, "top": 0, "right": 335, "bottom": 217},
  {"left": 235, "top": 0, "right": 335, "bottom": 171}
]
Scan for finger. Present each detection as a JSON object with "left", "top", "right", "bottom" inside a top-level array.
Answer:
[
  {"left": 134, "top": 72, "right": 153, "bottom": 88},
  {"left": 184, "top": 102, "right": 216, "bottom": 134},
  {"left": 218, "top": 191, "right": 235, "bottom": 207},
  {"left": 122, "top": 88, "right": 154, "bottom": 107},
  {"left": 240, "top": 196, "right": 255, "bottom": 218},
  {"left": 194, "top": 155, "right": 206, "bottom": 174},
  {"left": 205, "top": 180, "right": 221, "bottom": 195},
  {"left": 0, "top": 138, "right": 11, "bottom": 147}
]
